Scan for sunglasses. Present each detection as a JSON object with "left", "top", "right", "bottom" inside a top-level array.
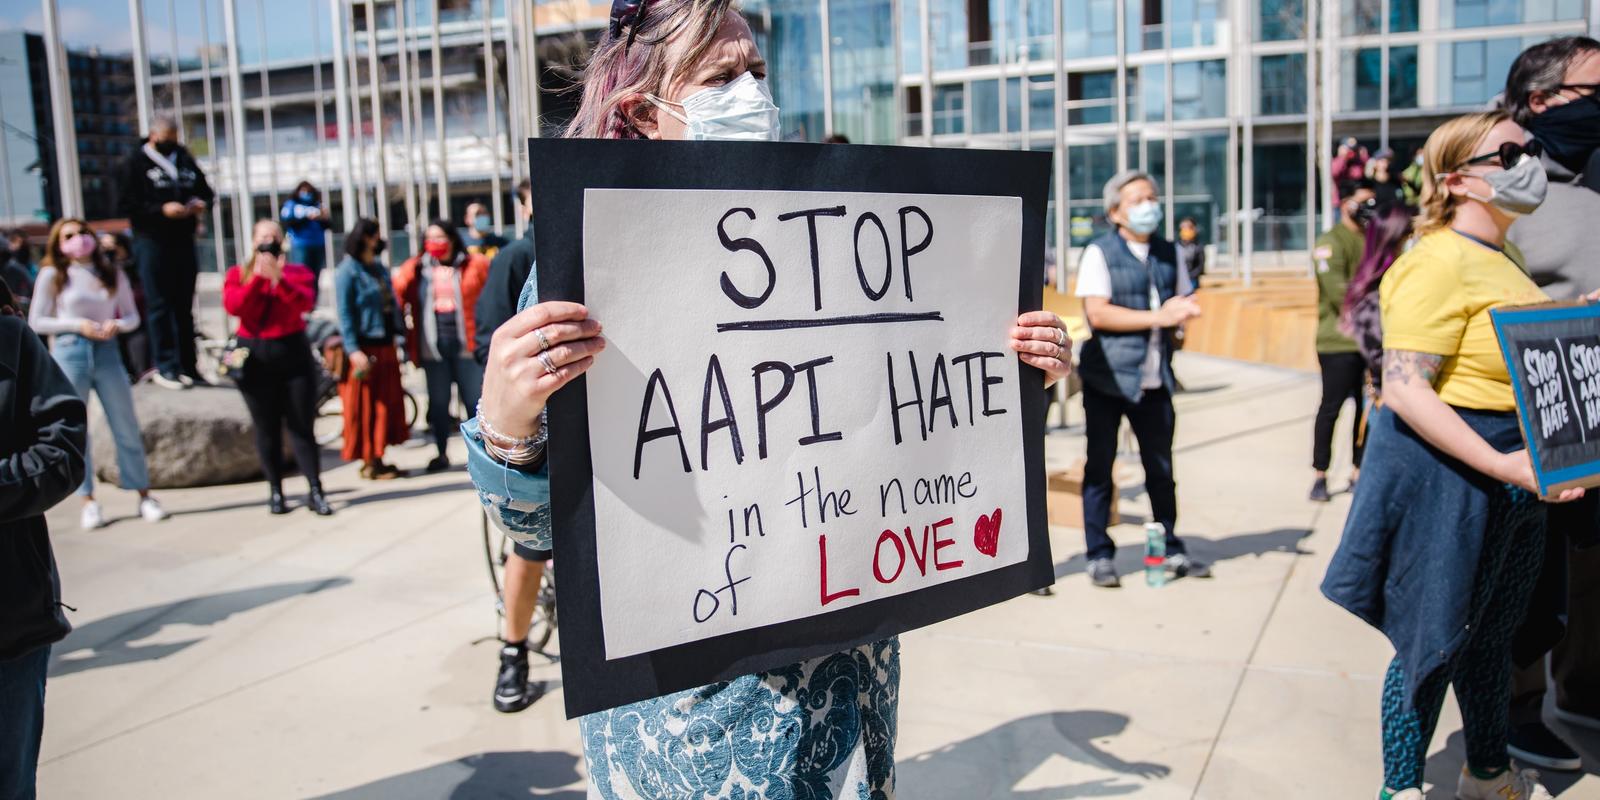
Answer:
[
  {"left": 1458, "top": 139, "right": 1542, "bottom": 170},
  {"left": 1557, "top": 82, "right": 1600, "bottom": 96},
  {"left": 609, "top": 0, "right": 650, "bottom": 47}
]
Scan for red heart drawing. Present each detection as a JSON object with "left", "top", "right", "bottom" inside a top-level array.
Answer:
[{"left": 974, "top": 508, "right": 1002, "bottom": 557}]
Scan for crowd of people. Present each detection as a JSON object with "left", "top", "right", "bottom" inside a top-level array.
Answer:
[{"left": 1, "top": 0, "right": 1597, "bottom": 793}]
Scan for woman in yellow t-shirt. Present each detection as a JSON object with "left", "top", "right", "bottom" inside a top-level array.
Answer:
[{"left": 1322, "top": 110, "right": 1584, "bottom": 800}]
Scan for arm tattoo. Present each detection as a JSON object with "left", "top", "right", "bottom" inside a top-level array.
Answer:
[{"left": 1383, "top": 349, "right": 1444, "bottom": 387}]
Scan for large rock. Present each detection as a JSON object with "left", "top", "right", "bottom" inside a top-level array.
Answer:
[{"left": 92, "top": 384, "right": 266, "bottom": 488}]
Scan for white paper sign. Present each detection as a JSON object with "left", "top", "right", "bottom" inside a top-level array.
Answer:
[{"left": 581, "top": 188, "right": 1028, "bottom": 659}]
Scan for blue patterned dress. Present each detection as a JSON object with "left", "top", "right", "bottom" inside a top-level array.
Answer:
[{"left": 465, "top": 270, "right": 900, "bottom": 799}]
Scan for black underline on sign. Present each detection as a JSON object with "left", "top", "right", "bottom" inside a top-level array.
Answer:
[{"left": 716, "top": 312, "right": 946, "bottom": 333}]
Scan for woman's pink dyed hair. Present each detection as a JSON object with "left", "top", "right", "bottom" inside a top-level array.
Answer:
[{"left": 564, "top": 0, "right": 737, "bottom": 140}]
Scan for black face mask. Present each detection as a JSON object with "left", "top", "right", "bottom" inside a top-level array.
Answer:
[
  {"left": 371, "top": 239, "right": 387, "bottom": 257},
  {"left": 256, "top": 240, "right": 283, "bottom": 257},
  {"left": 154, "top": 140, "right": 179, "bottom": 156},
  {"left": 1528, "top": 94, "right": 1600, "bottom": 175}
]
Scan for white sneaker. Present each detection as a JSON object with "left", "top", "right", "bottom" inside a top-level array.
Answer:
[
  {"left": 1378, "top": 788, "right": 1423, "bottom": 800},
  {"left": 150, "top": 372, "right": 188, "bottom": 390},
  {"left": 1457, "top": 766, "right": 1555, "bottom": 800},
  {"left": 80, "top": 501, "right": 105, "bottom": 530},
  {"left": 138, "top": 496, "right": 169, "bottom": 522}
]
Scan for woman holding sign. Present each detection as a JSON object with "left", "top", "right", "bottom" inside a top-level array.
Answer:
[
  {"left": 467, "top": 0, "right": 1072, "bottom": 794},
  {"left": 1322, "top": 111, "right": 1576, "bottom": 800}
]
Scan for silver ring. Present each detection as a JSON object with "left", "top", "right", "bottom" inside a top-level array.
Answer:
[
  {"left": 534, "top": 328, "right": 552, "bottom": 353},
  {"left": 1054, "top": 327, "right": 1068, "bottom": 348},
  {"left": 537, "top": 352, "right": 558, "bottom": 375}
]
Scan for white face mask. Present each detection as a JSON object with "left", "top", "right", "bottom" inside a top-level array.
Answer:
[{"left": 648, "top": 72, "right": 781, "bottom": 142}]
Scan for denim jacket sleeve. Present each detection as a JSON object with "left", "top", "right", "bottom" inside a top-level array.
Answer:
[
  {"left": 462, "top": 266, "right": 551, "bottom": 548},
  {"left": 334, "top": 257, "right": 364, "bottom": 355}
]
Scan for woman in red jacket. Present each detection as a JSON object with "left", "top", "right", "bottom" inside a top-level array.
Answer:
[
  {"left": 223, "top": 219, "right": 333, "bottom": 516},
  {"left": 393, "top": 219, "right": 488, "bottom": 472}
]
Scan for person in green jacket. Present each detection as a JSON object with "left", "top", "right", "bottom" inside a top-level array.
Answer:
[{"left": 1310, "top": 177, "right": 1376, "bottom": 502}]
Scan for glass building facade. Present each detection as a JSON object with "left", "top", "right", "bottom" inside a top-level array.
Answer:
[{"left": 750, "top": 0, "right": 1594, "bottom": 267}]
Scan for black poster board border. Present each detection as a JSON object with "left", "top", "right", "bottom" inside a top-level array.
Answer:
[
  {"left": 1491, "top": 299, "right": 1600, "bottom": 497},
  {"left": 529, "top": 139, "right": 1055, "bottom": 718}
]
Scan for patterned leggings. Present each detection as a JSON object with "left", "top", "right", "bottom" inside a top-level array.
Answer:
[{"left": 1381, "top": 485, "right": 1546, "bottom": 790}]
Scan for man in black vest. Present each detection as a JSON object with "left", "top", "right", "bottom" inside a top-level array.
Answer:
[
  {"left": 1075, "top": 171, "right": 1208, "bottom": 588},
  {"left": 117, "top": 116, "right": 214, "bottom": 389}
]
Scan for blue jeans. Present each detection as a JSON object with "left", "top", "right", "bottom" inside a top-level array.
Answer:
[
  {"left": 0, "top": 646, "right": 49, "bottom": 800},
  {"left": 421, "top": 337, "right": 483, "bottom": 456},
  {"left": 289, "top": 244, "right": 327, "bottom": 301},
  {"left": 52, "top": 334, "right": 150, "bottom": 496}
]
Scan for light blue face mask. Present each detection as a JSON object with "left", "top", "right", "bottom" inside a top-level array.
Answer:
[
  {"left": 1124, "top": 200, "right": 1163, "bottom": 235},
  {"left": 648, "top": 72, "right": 781, "bottom": 142}
]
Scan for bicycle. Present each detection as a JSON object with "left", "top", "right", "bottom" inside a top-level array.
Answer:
[{"left": 482, "top": 509, "right": 558, "bottom": 653}]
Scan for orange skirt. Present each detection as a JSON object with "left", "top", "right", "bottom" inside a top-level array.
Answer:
[{"left": 340, "top": 344, "right": 410, "bottom": 462}]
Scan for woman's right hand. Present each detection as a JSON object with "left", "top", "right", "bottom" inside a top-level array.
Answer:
[
  {"left": 1495, "top": 450, "right": 1586, "bottom": 502},
  {"left": 480, "top": 301, "right": 605, "bottom": 439},
  {"left": 349, "top": 350, "right": 372, "bottom": 380}
]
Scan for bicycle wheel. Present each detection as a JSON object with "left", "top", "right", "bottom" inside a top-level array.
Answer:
[{"left": 482, "top": 510, "right": 558, "bottom": 653}]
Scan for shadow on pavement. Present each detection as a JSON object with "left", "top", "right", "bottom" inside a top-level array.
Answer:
[
  {"left": 338, "top": 480, "right": 476, "bottom": 509},
  {"left": 48, "top": 577, "right": 352, "bottom": 678},
  {"left": 1053, "top": 528, "right": 1314, "bottom": 581},
  {"left": 897, "top": 711, "right": 1169, "bottom": 798},
  {"left": 310, "top": 751, "right": 585, "bottom": 799}
]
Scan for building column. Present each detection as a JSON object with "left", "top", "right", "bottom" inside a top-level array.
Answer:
[
  {"left": 330, "top": 0, "right": 358, "bottom": 227},
  {"left": 129, "top": 0, "right": 154, "bottom": 135},
  {"left": 222, "top": 0, "right": 253, "bottom": 266},
  {"left": 40, "top": 0, "right": 83, "bottom": 218}
]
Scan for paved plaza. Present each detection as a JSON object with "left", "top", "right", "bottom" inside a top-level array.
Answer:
[{"left": 33, "top": 353, "right": 1600, "bottom": 799}]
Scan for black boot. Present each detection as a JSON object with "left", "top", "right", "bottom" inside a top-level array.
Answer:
[
  {"left": 306, "top": 482, "right": 335, "bottom": 516},
  {"left": 268, "top": 484, "right": 289, "bottom": 515}
]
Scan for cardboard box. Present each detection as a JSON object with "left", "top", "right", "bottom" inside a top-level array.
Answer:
[{"left": 1047, "top": 458, "right": 1117, "bottom": 529}]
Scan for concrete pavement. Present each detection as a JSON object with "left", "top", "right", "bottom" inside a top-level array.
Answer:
[{"left": 34, "top": 353, "right": 1600, "bottom": 798}]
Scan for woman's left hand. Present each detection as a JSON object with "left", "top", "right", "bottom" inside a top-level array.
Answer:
[
  {"left": 1585, "top": 288, "right": 1600, "bottom": 303},
  {"left": 1010, "top": 311, "right": 1072, "bottom": 389}
]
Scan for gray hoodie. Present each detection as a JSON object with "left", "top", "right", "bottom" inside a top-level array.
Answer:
[{"left": 1508, "top": 154, "right": 1600, "bottom": 300}]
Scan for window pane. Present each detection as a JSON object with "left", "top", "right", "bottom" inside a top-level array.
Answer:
[
  {"left": 768, "top": 0, "right": 825, "bottom": 140},
  {"left": 1340, "top": 0, "right": 1381, "bottom": 35},
  {"left": 1170, "top": 0, "right": 1225, "bottom": 49},
  {"left": 1172, "top": 59, "right": 1226, "bottom": 119},
  {"left": 1257, "top": 53, "right": 1307, "bottom": 116},
  {"left": 1340, "top": 48, "right": 1383, "bottom": 112},
  {"left": 831, "top": 0, "right": 897, "bottom": 144},
  {"left": 1068, "top": 70, "right": 1117, "bottom": 125},
  {"left": 1390, "top": 0, "right": 1419, "bottom": 31},
  {"left": 1173, "top": 132, "right": 1230, "bottom": 250},
  {"left": 1439, "top": 37, "right": 1523, "bottom": 107},
  {"left": 1252, "top": 142, "right": 1309, "bottom": 251},
  {"left": 1028, "top": 75, "right": 1055, "bottom": 131},
  {"left": 932, "top": 0, "right": 970, "bottom": 69},
  {"left": 1258, "top": 0, "right": 1304, "bottom": 41},
  {"left": 1065, "top": 0, "right": 1117, "bottom": 58},
  {"left": 1390, "top": 45, "right": 1419, "bottom": 109},
  {"left": 1068, "top": 141, "right": 1118, "bottom": 246},
  {"left": 933, "top": 84, "right": 966, "bottom": 134},
  {"left": 1144, "top": 64, "right": 1166, "bottom": 122},
  {"left": 971, "top": 79, "right": 1001, "bottom": 134},
  {"left": 1006, "top": 77, "right": 1023, "bottom": 132}
]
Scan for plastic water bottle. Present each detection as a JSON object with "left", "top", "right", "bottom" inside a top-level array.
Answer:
[{"left": 1144, "top": 523, "right": 1167, "bottom": 588}]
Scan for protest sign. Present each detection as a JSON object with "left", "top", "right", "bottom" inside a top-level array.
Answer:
[
  {"left": 530, "top": 139, "right": 1054, "bottom": 717},
  {"left": 1492, "top": 300, "right": 1600, "bottom": 497}
]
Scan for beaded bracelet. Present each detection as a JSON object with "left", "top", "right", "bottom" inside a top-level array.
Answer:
[
  {"left": 476, "top": 400, "right": 543, "bottom": 447},
  {"left": 476, "top": 404, "right": 548, "bottom": 466}
]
